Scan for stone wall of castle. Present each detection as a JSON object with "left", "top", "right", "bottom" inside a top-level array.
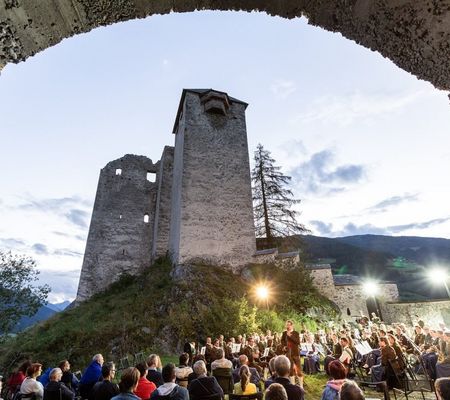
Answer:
[
  {"left": 380, "top": 299, "right": 450, "bottom": 326},
  {"left": 76, "top": 155, "right": 158, "bottom": 302},
  {"left": 169, "top": 90, "right": 256, "bottom": 270}
]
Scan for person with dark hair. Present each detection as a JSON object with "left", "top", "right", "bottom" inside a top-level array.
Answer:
[
  {"left": 338, "top": 338, "right": 353, "bottom": 374},
  {"left": 111, "top": 368, "right": 140, "bottom": 400},
  {"left": 43, "top": 368, "right": 74, "bottom": 400},
  {"left": 435, "top": 377, "right": 450, "bottom": 400},
  {"left": 187, "top": 361, "right": 223, "bottom": 400},
  {"left": 183, "top": 342, "right": 196, "bottom": 366},
  {"left": 8, "top": 361, "right": 31, "bottom": 395},
  {"left": 146, "top": 356, "right": 163, "bottom": 388},
  {"left": 339, "top": 381, "right": 365, "bottom": 400},
  {"left": 265, "top": 383, "right": 288, "bottom": 400},
  {"left": 58, "top": 361, "right": 79, "bottom": 395},
  {"left": 370, "top": 337, "right": 399, "bottom": 383},
  {"left": 20, "top": 363, "right": 44, "bottom": 400},
  {"left": 320, "top": 361, "right": 346, "bottom": 400},
  {"left": 211, "top": 349, "right": 232, "bottom": 371},
  {"left": 150, "top": 364, "right": 188, "bottom": 400},
  {"left": 174, "top": 354, "right": 192, "bottom": 387},
  {"left": 233, "top": 365, "right": 256, "bottom": 395},
  {"left": 134, "top": 363, "right": 156, "bottom": 400},
  {"left": 90, "top": 363, "right": 119, "bottom": 400},
  {"left": 270, "top": 356, "right": 304, "bottom": 400}
]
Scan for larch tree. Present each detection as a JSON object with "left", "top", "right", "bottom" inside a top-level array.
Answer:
[{"left": 251, "top": 143, "right": 308, "bottom": 245}]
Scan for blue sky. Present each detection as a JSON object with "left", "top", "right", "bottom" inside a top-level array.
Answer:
[{"left": 0, "top": 11, "right": 449, "bottom": 301}]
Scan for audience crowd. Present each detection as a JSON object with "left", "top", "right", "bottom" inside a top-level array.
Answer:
[{"left": 3, "top": 317, "right": 450, "bottom": 400}]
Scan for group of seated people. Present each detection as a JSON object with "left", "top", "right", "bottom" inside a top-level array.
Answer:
[{"left": 4, "top": 317, "right": 450, "bottom": 400}]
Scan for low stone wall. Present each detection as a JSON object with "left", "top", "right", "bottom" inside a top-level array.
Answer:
[{"left": 381, "top": 299, "right": 450, "bottom": 326}]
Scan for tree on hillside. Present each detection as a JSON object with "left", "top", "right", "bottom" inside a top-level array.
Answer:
[
  {"left": 0, "top": 251, "right": 50, "bottom": 336},
  {"left": 251, "top": 144, "right": 308, "bottom": 245}
]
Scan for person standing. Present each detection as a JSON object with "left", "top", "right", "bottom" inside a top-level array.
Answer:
[{"left": 281, "top": 320, "right": 303, "bottom": 379}]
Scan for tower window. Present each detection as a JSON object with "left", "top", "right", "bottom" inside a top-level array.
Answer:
[
  {"left": 144, "top": 214, "right": 149, "bottom": 223},
  {"left": 147, "top": 171, "right": 156, "bottom": 182},
  {"left": 115, "top": 168, "right": 122, "bottom": 176}
]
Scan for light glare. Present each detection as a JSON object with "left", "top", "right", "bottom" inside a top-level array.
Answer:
[
  {"left": 363, "top": 280, "right": 379, "bottom": 296},
  {"left": 428, "top": 267, "right": 448, "bottom": 284},
  {"left": 256, "top": 285, "right": 269, "bottom": 300}
]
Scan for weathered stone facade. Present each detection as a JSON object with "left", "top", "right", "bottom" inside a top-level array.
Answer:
[
  {"left": 76, "top": 89, "right": 256, "bottom": 301},
  {"left": 307, "top": 264, "right": 400, "bottom": 319}
]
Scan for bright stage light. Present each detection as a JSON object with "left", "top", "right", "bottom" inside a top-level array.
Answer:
[
  {"left": 428, "top": 267, "right": 448, "bottom": 284},
  {"left": 256, "top": 285, "right": 269, "bottom": 300},
  {"left": 363, "top": 280, "right": 379, "bottom": 297}
]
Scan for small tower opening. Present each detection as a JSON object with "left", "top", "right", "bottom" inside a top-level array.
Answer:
[
  {"left": 115, "top": 168, "right": 122, "bottom": 176},
  {"left": 144, "top": 214, "right": 149, "bottom": 223},
  {"left": 147, "top": 171, "right": 156, "bottom": 182}
]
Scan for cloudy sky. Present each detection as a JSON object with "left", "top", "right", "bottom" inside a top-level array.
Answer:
[{"left": 1, "top": 11, "right": 449, "bottom": 302}]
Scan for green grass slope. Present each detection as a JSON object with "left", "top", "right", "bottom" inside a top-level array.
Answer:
[{"left": 0, "top": 258, "right": 336, "bottom": 375}]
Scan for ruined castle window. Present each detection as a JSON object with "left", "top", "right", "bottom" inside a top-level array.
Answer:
[
  {"left": 147, "top": 171, "right": 156, "bottom": 182},
  {"left": 144, "top": 214, "right": 149, "bottom": 223},
  {"left": 119, "top": 214, "right": 122, "bottom": 219},
  {"left": 115, "top": 168, "right": 122, "bottom": 176}
]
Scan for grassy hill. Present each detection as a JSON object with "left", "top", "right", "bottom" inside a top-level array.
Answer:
[{"left": 0, "top": 257, "right": 335, "bottom": 375}]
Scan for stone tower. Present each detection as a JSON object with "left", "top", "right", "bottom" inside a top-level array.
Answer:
[
  {"left": 168, "top": 89, "right": 256, "bottom": 269},
  {"left": 75, "top": 89, "right": 257, "bottom": 302},
  {"left": 75, "top": 155, "right": 159, "bottom": 302}
]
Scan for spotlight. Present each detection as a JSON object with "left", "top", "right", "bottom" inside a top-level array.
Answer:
[
  {"left": 256, "top": 285, "right": 269, "bottom": 300},
  {"left": 428, "top": 267, "right": 448, "bottom": 284},
  {"left": 363, "top": 280, "right": 379, "bottom": 297}
]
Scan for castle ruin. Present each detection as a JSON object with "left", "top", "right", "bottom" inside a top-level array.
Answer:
[{"left": 76, "top": 89, "right": 256, "bottom": 302}]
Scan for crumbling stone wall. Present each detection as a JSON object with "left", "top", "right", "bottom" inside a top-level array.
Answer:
[
  {"left": 381, "top": 299, "right": 450, "bottom": 326},
  {"left": 152, "top": 145, "right": 174, "bottom": 258},
  {"left": 75, "top": 154, "right": 158, "bottom": 302},
  {"left": 169, "top": 90, "right": 256, "bottom": 270},
  {"left": 1, "top": 2, "right": 450, "bottom": 91}
]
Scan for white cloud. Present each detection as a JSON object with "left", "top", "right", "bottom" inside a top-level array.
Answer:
[
  {"left": 271, "top": 79, "right": 296, "bottom": 100},
  {"left": 291, "top": 89, "right": 429, "bottom": 126}
]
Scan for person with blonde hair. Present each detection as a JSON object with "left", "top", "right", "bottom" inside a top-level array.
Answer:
[
  {"left": 146, "top": 355, "right": 163, "bottom": 388},
  {"left": 111, "top": 368, "right": 140, "bottom": 400},
  {"left": 233, "top": 365, "right": 257, "bottom": 395}
]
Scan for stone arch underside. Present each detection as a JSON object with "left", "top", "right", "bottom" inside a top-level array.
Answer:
[{"left": 1, "top": 1, "right": 450, "bottom": 91}]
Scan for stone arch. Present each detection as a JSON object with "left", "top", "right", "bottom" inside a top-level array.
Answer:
[{"left": 1, "top": 1, "right": 450, "bottom": 91}]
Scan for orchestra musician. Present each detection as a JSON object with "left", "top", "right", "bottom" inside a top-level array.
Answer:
[{"left": 281, "top": 320, "right": 303, "bottom": 378}]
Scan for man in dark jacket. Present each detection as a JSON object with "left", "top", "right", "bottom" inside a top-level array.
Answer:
[
  {"left": 281, "top": 320, "right": 302, "bottom": 378},
  {"left": 268, "top": 356, "right": 304, "bottom": 400},
  {"left": 188, "top": 361, "right": 223, "bottom": 400},
  {"left": 89, "top": 364, "right": 119, "bottom": 400},
  {"left": 150, "top": 364, "right": 188, "bottom": 400},
  {"left": 44, "top": 368, "right": 74, "bottom": 400}
]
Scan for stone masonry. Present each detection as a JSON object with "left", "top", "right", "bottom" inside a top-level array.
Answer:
[{"left": 75, "top": 89, "right": 256, "bottom": 302}]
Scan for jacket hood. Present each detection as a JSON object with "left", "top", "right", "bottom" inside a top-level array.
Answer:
[
  {"left": 157, "top": 383, "right": 177, "bottom": 396},
  {"left": 327, "top": 379, "right": 346, "bottom": 391}
]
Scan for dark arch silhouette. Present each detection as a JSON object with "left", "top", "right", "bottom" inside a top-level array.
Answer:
[{"left": 1, "top": 1, "right": 450, "bottom": 91}]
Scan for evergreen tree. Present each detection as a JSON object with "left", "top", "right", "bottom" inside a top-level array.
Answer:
[{"left": 251, "top": 143, "right": 307, "bottom": 244}]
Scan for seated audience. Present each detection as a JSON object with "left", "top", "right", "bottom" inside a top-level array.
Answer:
[
  {"left": 339, "top": 381, "right": 365, "bottom": 400},
  {"left": 58, "top": 360, "right": 79, "bottom": 395},
  {"left": 188, "top": 361, "right": 223, "bottom": 400},
  {"left": 150, "top": 364, "right": 189, "bottom": 400},
  {"left": 270, "top": 356, "right": 304, "bottom": 400},
  {"left": 43, "top": 368, "right": 74, "bottom": 400},
  {"left": 20, "top": 364, "right": 44, "bottom": 400},
  {"left": 232, "top": 356, "right": 260, "bottom": 386},
  {"left": 233, "top": 366, "right": 257, "bottom": 395},
  {"left": 80, "top": 355, "right": 104, "bottom": 399},
  {"left": 264, "top": 357, "right": 277, "bottom": 389},
  {"left": 90, "top": 363, "right": 119, "bottom": 400},
  {"left": 188, "top": 356, "right": 206, "bottom": 384},
  {"left": 320, "top": 361, "right": 346, "bottom": 400},
  {"left": 265, "top": 383, "right": 288, "bottom": 400},
  {"left": 146, "top": 356, "right": 164, "bottom": 388},
  {"left": 435, "top": 378, "right": 450, "bottom": 400},
  {"left": 174, "top": 354, "right": 192, "bottom": 387},
  {"left": 134, "top": 363, "right": 156, "bottom": 400},
  {"left": 211, "top": 349, "right": 232, "bottom": 371},
  {"left": 8, "top": 362, "right": 31, "bottom": 395},
  {"left": 111, "top": 368, "right": 140, "bottom": 400}
]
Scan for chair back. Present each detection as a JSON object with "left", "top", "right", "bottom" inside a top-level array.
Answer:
[
  {"left": 212, "top": 368, "right": 233, "bottom": 395},
  {"left": 176, "top": 377, "right": 189, "bottom": 388},
  {"left": 230, "top": 393, "right": 263, "bottom": 400}
]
